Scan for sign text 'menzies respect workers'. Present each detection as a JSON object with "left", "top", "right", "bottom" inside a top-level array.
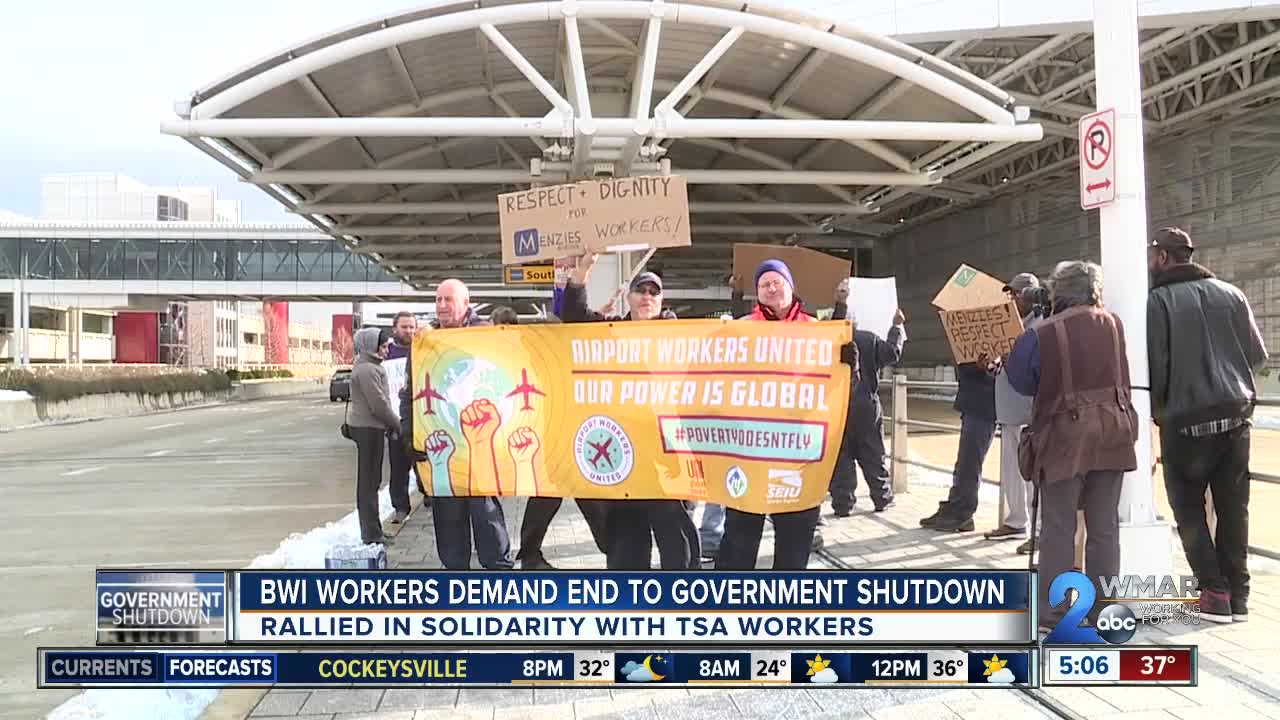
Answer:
[
  {"left": 497, "top": 176, "right": 692, "bottom": 264},
  {"left": 406, "top": 320, "right": 851, "bottom": 513}
]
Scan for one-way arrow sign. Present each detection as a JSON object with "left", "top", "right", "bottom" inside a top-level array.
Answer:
[{"left": 1080, "top": 108, "right": 1116, "bottom": 209}]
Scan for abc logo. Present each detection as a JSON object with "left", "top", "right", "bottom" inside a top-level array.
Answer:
[{"left": 1096, "top": 604, "right": 1137, "bottom": 644}]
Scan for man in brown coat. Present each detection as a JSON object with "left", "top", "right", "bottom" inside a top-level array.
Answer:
[{"left": 1005, "top": 261, "right": 1140, "bottom": 628}]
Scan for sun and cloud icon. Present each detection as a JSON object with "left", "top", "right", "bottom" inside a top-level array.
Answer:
[
  {"left": 620, "top": 655, "right": 668, "bottom": 683},
  {"left": 983, "top": 654, "right": 1016, "bottom": 684},
  {"left": 806, "top": 654, "right": 839, "bottom": 684}
]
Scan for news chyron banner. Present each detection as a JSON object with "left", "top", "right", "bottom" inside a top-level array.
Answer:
[
  {"left": 407, "top": 320, "right": 851, "bottom": 514},
  {"left": 231, "top": 571, "right": 1034, "bottom": 645}
]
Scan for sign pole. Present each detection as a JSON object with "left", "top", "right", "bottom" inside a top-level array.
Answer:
[{"left": 1092, "top": 0, "right": 1172, "bottom": 577}]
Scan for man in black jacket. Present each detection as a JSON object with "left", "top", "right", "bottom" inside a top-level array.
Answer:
[
  {"left": 831, "top": 281, "right": 906, "bottom": 514},
  {"left": 562, "top": 253, "right": 697, "bottom": 570},
  {"left": 921, "top": 361, "right": 997, "bottom": 533},
  {"left": 1148, "top": 227, "right": 1269, "bottom": 623}
]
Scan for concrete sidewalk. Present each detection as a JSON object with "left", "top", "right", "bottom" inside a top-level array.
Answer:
[{"left": 242, "top": 482, "right": 1280, "bottom": 720}]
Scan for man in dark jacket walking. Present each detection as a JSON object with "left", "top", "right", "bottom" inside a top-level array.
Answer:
[
  {"left": 1006, "top": 261, "right": 1139, "bottom": 628},
  {"left": 399, "top": 279, "right": 513, "bottom": 570},
  {"left": 831, "top": 282, "right": 905, "bottom": 514},
  {"left": 385, "top": 310, "right": 423, "bottom": 520},
  {"left": 562, "top": 253, "right": 697, "bottom": 570},
  {"left": 1148, "top": 227, "right": 1269, "bottom": 623}
]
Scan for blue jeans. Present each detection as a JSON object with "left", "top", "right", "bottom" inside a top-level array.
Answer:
[
  {"left": 942, "top": 414, "right": 996, "bottom": 521},
  {"left": 432, "top": 497, "right": 513, "bottom": 569}
]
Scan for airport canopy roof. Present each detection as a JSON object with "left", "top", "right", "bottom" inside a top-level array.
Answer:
[{"left": 163, "top": 0, "right": 1047, "bottom": 290}]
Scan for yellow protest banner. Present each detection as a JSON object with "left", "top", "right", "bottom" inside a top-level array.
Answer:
[{"left": 408, "top": 320, "right": 851, "bottom": 514}]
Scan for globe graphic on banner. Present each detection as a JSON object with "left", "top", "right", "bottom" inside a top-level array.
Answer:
[{"left": 435, "top": 357, "right": 517, "bottom": 431}]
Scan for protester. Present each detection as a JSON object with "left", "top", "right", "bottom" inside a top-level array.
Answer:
[
  {"left": 920, "top": 353, "right": 997, "bottom": 532},
  {"left": 399, "top": 279, "right": 513, "bottom": 570},
  {"left": 1005, "top": 260, "right": 1138, "bottom": 628},
  {"left": 981, "top": 273, "right": 1046, "bottom": 544},
  {"left": 831, "top": 279, "right": 906, "bottom": 514},
  {"left": 494, "top": 305, "right": 610, "bottom": 569},
  {"left": 348, "top": 326, "right": 402, "bottom": 546},
  {"left": 715, "top": 259, "right": 859, "bottom": 570},
  {"left": 384, "top": 310, "right": 420, "bottom": 519},
  {"left": 1148, "top": 227, "right": 1269, "bottom": 623},
  {"left": 562, "top": 253, "right": 698, "bottom": 569}
]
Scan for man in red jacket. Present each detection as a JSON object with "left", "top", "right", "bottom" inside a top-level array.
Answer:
[{"left": 715, "top": 259, "right": 859, "bottom": 569}]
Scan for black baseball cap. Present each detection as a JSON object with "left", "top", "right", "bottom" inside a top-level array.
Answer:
[
  {"left": 630, "top": 272, "right": 663, "bottom": 292},
  {"left": 1151, "top": 227, "right": 1194, "bottom": 250}
]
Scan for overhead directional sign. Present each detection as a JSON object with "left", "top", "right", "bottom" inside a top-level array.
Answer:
[
  {"left": 505, "top": 264, "right": 555, "bottom": 285},
  {"left": 1079, "top": 107, "right": 1116, "bottom": 210}
]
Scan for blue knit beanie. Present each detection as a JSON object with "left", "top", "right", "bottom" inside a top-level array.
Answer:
[{"left": 754, "top": 259, "right": 795, "bottom": 291}]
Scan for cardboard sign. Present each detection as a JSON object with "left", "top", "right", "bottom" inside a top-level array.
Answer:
[
  {"left": 498, "top": 176, "right": 691, "bottom": 265},
  {"left": 504, "top": 265, "right": 555, "bottom": 285},
  {"left": 732, "top": 244, "right": 853, "bottom": 306},
  {"left": 932, "top": 264, "right": 1024, "bottom": 364}
]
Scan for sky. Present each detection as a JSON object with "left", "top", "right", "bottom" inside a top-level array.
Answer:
[{"left": 0, "top": 0, "right": 418, "bottom": 221}]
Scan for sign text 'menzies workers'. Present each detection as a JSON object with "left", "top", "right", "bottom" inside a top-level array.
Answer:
[{"left": 498, "top": 176, "right": 692, "bottom": 264}]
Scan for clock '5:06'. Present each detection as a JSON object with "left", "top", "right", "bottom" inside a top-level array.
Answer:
[{"left": 1048, "top": 650, "right": 1120, "bottom": 682}]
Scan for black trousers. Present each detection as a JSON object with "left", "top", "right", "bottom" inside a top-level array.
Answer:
[
  {"left": 606, "top": 500, "right": 699, "bottom": 569},
  {"left": 942, "top": 414, "right": 997, "bottom": 520},
  {"left": 831, "top": 399, "right": 894, "bottom": 512},
  {"left": 386, "top": 434, "right": 412, "bottom": 514},
  {"left": 351, "top": 426, "right": 387, "bottom": 544},
  {"left": 432, "top": 496, "right": 513, "bottom": 569},
  {"left": 518, "top": 497, "right": 610, "bottom": 560},
  {"left": 716, "top": 506, "right": 821, "bottom": 570},
  {"left": 1038, "top": 471, "right": 1122, "bottom": 626},
  {"left": 1162, "top": 424, "right": 1251, "bottom": 597}
]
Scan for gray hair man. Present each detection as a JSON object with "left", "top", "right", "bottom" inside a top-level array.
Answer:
[
  {"left": 1005, "top": 261, "right": 1139, "bottom": 631},
  {"left": 982, "top": 273, "right": 1046, "bottom": 547},
  {"left": 1148, "top": 227, "right": 1268, "bottom": 623},
  {"left": 399, "top": 278, "right": 514, "bottom": 570}
]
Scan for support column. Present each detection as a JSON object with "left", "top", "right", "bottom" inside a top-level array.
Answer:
[
  {"left": 16, "top": 249, "right": 29, "bottom": 367},
  {"left": 1093, "top": 0, "right": 1173, "bottom": 579}
]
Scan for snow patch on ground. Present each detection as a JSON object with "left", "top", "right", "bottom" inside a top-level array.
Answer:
[
  {"left": 0, "top": 389, "right": 33, "bottom": 401},
  {"left": 47, "top": 487, "right": 398, "bottom": 720}
]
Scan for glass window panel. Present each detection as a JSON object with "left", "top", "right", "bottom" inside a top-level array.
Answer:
[
  {"left": 26, "top": 239, "right": 54, "bottom": 279},
  {"left": 54, "top": 239, "right": 93, "bottom": 279},
  {"left": 0, "top": 239, "right": 21, "bottom": 278},
  {"left": 263, "top": 240, "right": 297, "bottom": 282},
  {"left": 159, "top": 239, "right": 193, "bottom": 281},
  {"left": 193, "top": 240, "right": 227, "bottom": 281},
  {"left": 125, "top": 239, "right": 160, "bottom": 280},
  {"left": 333, "top": 246, "right": 366, "bottom": 282},
  {"left": 230, "top": 241, "right": 263, "bottom": 281},
  {"left": 91, "top": 239, "right": 126, "bottom": 280},
  {"left": 297, "top": 239, "right": 333, "bottom": 282}
]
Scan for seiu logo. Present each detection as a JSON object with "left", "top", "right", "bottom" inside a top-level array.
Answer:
[{"left": 514, "top": 229, "right": 539, "bottom": 257}]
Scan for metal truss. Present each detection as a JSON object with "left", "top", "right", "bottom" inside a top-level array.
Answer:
[
  {"left": 167, "top": 0, "right": 1049, "bottom": 287},
  {"left": 875, "top": 19, "right": 1280, "bottom": 232}
]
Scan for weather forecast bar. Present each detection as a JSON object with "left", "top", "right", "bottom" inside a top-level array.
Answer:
[{"left": 38, "top": 648, "right": 1036, "bottom": 688}]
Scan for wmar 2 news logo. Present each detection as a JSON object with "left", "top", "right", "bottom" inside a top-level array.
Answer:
[{"left": 1044, "top": 571, "right": 1202, "bottom": 645}]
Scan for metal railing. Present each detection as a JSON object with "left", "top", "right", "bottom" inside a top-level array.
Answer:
[{"left": 885, "top": 374, "right": 1280, "bottom": 558}]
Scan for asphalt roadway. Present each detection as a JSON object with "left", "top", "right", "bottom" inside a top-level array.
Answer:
[{"left": 0, "top": 390, "right": 352, "bottom": 720}]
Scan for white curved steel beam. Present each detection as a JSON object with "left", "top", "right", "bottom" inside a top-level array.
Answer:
[
  {"left": 165, "top": 116, "right": 1041, "bottom": 144},
  {"left": 187, "top": 0, "right": 1019, "bottom": 127},
  {"left": 340, "top": 223, "right": 831, "bottom": 236},
  {"left": 296, "top": 201, "right": 874, "bottom": 215},
  {"left": 252, "top": 167, "right": 934, "bottom": 186}
]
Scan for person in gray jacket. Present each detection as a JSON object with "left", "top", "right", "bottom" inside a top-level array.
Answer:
[
  {"left": 349, "top": 326, "right": 402, "bottom": 546},
  {"left": 980, "top": 273, "right": 1047, "bottom": 545},
  {"left": 1148, "top": 227, "right": 1268, "bottom": 622}
]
